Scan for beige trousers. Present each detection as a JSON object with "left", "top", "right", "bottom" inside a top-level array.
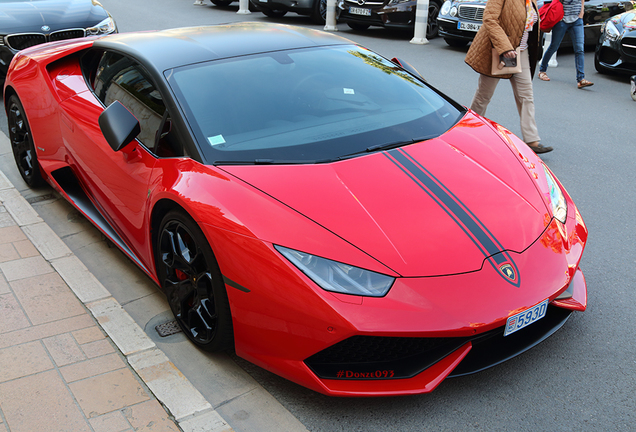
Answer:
[{"left": 470, "top": 49, "right": 540, "bottom": 144}]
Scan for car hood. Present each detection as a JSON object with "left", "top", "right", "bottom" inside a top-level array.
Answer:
[
  {"left": 611, "top": 11, "right": 636, "bottom": 31},
  {"left": 0, "top": 0, "right": 109, "bottom": 34},
  {"left": 221, "top": 114, "right": 551, "bottom": 277}
]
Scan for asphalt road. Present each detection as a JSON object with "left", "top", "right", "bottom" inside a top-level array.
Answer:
[{"left": 2, "top": 0, "right": 635, "bottom": 430}]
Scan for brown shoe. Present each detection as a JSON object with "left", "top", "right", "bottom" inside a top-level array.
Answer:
[
  {"left": 578, "top": 79, "right": 594, "bottom": 89},
  {"left": 528, "top": 142, "right": 553, "bottom": 154}
]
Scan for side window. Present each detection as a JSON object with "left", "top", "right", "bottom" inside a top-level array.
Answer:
[{"left": 91, "top": 51, "right": 181, "bottom": 156}]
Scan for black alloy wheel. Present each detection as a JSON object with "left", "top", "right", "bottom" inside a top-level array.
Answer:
[
  {"left": 311, "top": 0, "right": 328, "bottom": 24},
  {"left": 426, "top": 1, "right": 441, "bottom": 39},
  {"left": 156, "top": 210, "right": 233, "bottom": 352},
  {"left": 7, "top": 95, "right": 44, "bottom": 187}
]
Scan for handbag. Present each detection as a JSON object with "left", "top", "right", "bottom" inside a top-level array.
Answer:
[
  {"left": 491, "top": 47, "right": 522, "bottom": 75},
  {"left": 539, "top": 0, "right": 564, "bottom": 32}
]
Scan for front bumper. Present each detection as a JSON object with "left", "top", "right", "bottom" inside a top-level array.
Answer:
[
  {"left": 438, "top": 16, "right": 480, "bottom": 41},
  {"left": 0, "top": 46, "right": 19, "bottom": 80},
  {"left": 220, "top": 196, "right": 587, "bottom": 396},
  {"left": 595, "top": 31, "right": 636, "bottom": 74},
  {"left": 249, "top": 0, "right": 315, "bottom": 13},
  {"left": 338, "top": 1, "right": 417, "bottom": 29}
]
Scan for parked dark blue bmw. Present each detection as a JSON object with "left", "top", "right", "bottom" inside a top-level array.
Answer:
[{"left": 0, "top": 0, "right": 117, "bottom": 80}]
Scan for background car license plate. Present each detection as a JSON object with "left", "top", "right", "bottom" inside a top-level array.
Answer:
[
  {"left": 458, "top": 22, "right": 481, "bottom": 32},
  {"left": 349, "top": 6, "right": 371, "bottom": 16},
  {"left": 504, "top": 299, "right": 548, "bottom": 336}
]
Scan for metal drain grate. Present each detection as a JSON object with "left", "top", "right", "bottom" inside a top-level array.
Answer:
[
  {"left": 26, "top": 193, "right": 56, "bottom": 204},
  {"left": 155, "top": 320, "right": 182, "bottom": 337}
]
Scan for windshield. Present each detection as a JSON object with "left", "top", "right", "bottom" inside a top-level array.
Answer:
[{"left": 168, "top": 45, "right": 465, "bottom": 164}]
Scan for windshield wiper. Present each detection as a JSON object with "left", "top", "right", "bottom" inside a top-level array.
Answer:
[
  {"left": 338, "top": 138, "right": 420, "bottom": 161},
  {"left": 214, "top": 159, "right": 327, "bottom": 165},
  {"left": 365, "top": 138, "right": 418, "bottom": 153}
]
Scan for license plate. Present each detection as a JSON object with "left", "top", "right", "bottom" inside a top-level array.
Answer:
[
  {"left": 349, "top": 6, "right": 371, "bottom": 16},
  {"left": 504, "top": 299, "right": 548, "bottom": 336},
  {"left": 458, "top": 22, "right": 481, "bottom": 32}
]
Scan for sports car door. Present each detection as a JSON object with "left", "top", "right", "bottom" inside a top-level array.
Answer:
[{"left": 58, "top": 51, "right": 166, "bottom": 268}]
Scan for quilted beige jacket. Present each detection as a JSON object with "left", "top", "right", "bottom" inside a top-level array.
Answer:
[{"left": 465, "top": 0, "right": 541, "bottom": 79}]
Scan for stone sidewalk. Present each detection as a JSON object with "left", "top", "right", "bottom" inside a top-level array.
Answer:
[{"left": 0, "top": 170, "right": 233, "bottom": 431}]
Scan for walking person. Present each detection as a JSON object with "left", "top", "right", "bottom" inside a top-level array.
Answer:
[
  {"left": 465, "top": 0, "right": 552, "bottom": 153},
  {"left": 538, "top": 0, "right": 593, "bottom": 88}
]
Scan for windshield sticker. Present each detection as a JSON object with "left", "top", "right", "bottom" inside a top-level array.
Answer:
[
  {"left": 343, "top": 88, "right": 355, "bottom": 95},
  {"left": 208, "top": 135, "right": 226, "bottom": 146}
]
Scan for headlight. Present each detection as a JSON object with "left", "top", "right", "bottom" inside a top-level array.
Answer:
[
  {"left": 441, "top": 1, "right": 451, "bottom": 15},
  {"left": 86, "top": 16, "right": 117, "bottom": 36},
  {"left": 603, "top": 20, "right": 620, "bottom": 41},
  {"left": 543, "top": 165, "right": 567, "bottom": 224},
  {"left": 388, "top": 0, "right": 410, "bottom": 4},
  {"left": 450, "top": 6, "right": 457, "bottom": 17},
  {"left": 275, "top": 245, "right": 395, "bottom": 297}
]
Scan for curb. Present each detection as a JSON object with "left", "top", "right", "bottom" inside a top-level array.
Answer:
[{"left": 0, "top": 169, "right": 234, "bottom": 432}]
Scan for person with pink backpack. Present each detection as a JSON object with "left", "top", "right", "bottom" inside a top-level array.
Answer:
[{"left": 537, "top": 0, "right": 594, "bottom": 89}]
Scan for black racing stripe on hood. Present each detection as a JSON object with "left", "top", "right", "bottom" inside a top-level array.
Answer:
[{"left": 385, "top": 148, "right": 521, "bottom": 287}]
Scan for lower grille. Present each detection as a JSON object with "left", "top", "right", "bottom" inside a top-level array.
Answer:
[
  {"left": 598, "top": 46, "right": 621, "bottom": 65},
  {"left": 305, "top": 335, "right": 470, "bottom": 380},
  {"left": 305, "top": 305, "right": 572, "bottom": 381}
]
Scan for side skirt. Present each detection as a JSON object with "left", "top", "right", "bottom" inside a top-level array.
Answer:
[{"left": 49, "top": 166, "right": 152, "bottom": 277}]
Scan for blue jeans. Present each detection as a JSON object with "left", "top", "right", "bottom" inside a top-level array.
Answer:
[{"left": 539, "top": 18, "right": 585, "bottom": 82}]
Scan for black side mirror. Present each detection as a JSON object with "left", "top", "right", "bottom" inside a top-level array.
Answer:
[
  {"left": 98, "top": 100, "right": 141, "bottom": 152},
  {"left": 391, "top": 57, "right": 427, "bottom": 82}
]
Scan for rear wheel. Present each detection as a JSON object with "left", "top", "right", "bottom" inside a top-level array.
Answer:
[
  {"left": 211, "top": 0, "right": 233, "bottom": 5},
  {"left": 444, "top": 38, "right": 468, "bottom": 48},
  {"left": 156, "top": 209, "right": 233, "bottom": 352},
  {"left": 262, "top": 8, "right": 288, "bottom": 17},
  {"left": 7, "top": 94, "right": 44, "bottom": 187},
  {"left": 347, "top": 22, "right": 370, "bottom": 31}
]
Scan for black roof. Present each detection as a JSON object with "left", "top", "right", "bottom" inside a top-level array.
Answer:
[{"left": 93, "top": 23, "right": 354, "bottom": 73}]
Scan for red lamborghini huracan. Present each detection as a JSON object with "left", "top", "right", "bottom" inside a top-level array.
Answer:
[{"left": 4, "top": 23, "right": 588, "bottom": 396}]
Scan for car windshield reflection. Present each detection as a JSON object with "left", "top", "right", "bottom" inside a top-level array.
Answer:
[{"left": 168, "top": 45, "right": 464, "bottom": 164}]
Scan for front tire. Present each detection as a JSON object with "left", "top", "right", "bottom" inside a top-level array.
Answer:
[
  {"left": 7, "top": 94, "right": 44, "bottom": 187},
  {"left": 310, "top": 0, "right": 327, "bottom": 24},
  {"left": 426, "top": 1, "right": 441, "bottom": 39},
  {"left": 156, "top": 209, "right": 233, "bottom": 352}
]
